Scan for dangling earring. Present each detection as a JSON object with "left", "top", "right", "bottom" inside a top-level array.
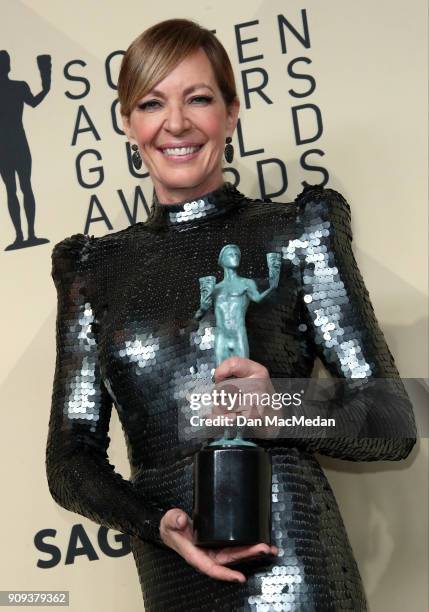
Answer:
[
  {"left": 131, "top": 144, "right": 142, "bottom": 169},
  {"left": 224, "top": 136, "right": 234, "bottom": 163}
]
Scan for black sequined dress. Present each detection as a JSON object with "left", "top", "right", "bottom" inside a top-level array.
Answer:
[{"left": 46, "top": 181, "right": 416, "bottom": 611}]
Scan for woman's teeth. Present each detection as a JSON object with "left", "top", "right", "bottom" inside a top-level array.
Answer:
[{"left": 162, "top": 145, "right": 202, "bottom": 156}]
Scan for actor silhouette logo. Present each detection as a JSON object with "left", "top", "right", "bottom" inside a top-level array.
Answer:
[{"left": 0, "top": 50, "right": 51, "bottom": 251}]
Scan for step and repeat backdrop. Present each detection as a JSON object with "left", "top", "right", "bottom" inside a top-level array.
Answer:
[{"left": 1, "top": 1, "right": 427, "bottom": 611}]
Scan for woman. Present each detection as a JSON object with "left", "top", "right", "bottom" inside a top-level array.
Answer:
[{"left": 46, "top": 18, "right": 417, "bottom": 611}]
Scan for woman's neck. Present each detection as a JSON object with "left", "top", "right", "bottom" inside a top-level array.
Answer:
[
  {"left": 153, "top": 175, "right": 225, "bottom": 205},
  {"left": 147, "top": 180, "right": 244, "bottom": 228}
]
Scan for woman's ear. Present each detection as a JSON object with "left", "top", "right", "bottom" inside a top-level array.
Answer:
[
  {"left": 121, "top": 114, "right": 134, "bottom": 142},
  {"left": 226, "top": 97, "right": 240, "bottom": 136}
]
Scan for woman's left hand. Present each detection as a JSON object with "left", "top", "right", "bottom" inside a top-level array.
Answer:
[
  {"left": 213, "top": 356, "right": 274, "bottom": 422},
  {"left": 214, "top": 356, "right": 270, "bottom": 384}
]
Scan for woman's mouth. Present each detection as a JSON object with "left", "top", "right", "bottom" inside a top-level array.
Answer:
[{"left": 159, "top": 144, "right": 204, "bottom": 161}]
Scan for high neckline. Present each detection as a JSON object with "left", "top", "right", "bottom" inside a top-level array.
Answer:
[{"left": 146, "top": 181, "right": 246, "bottom": 228}]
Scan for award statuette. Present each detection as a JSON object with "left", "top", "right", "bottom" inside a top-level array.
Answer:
[{"left": 193, "top": 245, "right": 281, "bottom": 547}]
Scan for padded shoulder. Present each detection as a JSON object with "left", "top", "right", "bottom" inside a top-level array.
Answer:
[
  {"left": 51, "top": 233, "right": 94, "bottom": 286},
  {"left": 295, "top": 184, "right": 353, "bottom": 242}
]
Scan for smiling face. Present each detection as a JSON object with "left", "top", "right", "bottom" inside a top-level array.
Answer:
[{"left": 122, "top": 48, "right": 240, "bottom": 204}]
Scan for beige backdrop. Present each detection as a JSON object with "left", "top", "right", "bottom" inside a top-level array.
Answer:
[{"left": 0, "top": 1, "right": 427, "bottom": 611}]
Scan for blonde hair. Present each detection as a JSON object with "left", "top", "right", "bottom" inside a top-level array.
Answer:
[{"left": 118, "top": 18, "right": 238, "bottom": 117}]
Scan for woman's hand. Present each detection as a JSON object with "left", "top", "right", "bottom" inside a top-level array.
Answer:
[
  {"left": 159, "top": 508, "right": 278, "bottom": 583},
  {"left": 213, "top": 356, "right": 275, "bottom": 423},
  {"left": 214, "top": 356, "right": 271, "bottom": 384}
]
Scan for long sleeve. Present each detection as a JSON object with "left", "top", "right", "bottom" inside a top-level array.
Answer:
[
  {"left": 46, "top": 233, "right": 167, "bottom": 546},
  {"left": 274, "top": 185, "right": 417, "bottom": 461}
]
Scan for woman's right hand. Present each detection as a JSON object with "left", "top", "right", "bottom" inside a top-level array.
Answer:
[{"left": 159, "top": 508, "right": 278, "bottom": 583}]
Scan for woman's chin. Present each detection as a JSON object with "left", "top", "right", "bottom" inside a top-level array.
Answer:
[{"left": 157, "top": 172, "right": 211, "bottom": 190}]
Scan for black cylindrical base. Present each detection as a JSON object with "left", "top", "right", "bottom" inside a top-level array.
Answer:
[{"left": 193, "top": 444, "right": 271, "bottom": 547}]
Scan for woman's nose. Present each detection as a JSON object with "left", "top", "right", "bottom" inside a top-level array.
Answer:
[{"left": 164, "top": 104, "right": 190, "bottom": 134}]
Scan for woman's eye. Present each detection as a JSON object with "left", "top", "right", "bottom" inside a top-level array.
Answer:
[
  {"left": 190, "top": 95, "right": 213, "bottom": 105},
  {"left": 137, "top": 96, "right": 213, "bottom": 110},
  {"left": 138, "top": 100, "right": 161, "bottom": 111}
]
